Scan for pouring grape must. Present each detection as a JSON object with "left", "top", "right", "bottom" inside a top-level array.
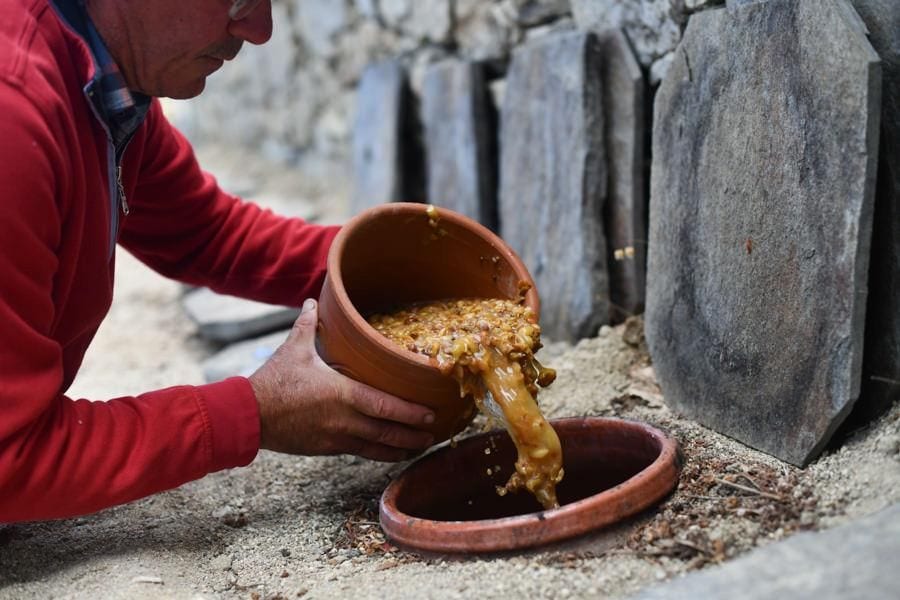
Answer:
[{"left": 367, "top": 209, "right": 563, "bottom": 509}]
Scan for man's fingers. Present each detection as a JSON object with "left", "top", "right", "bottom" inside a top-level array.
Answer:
[
  {"left": 349, "top": 384, "right": 436, "bottom": 428},
  {"left": 352, "top": 440, "right": 421, "bottom": 463},
  {"left": 328, "top": 434, "right": 419, "bottom": 462},
  {"left": 345, "top": 415, "right": 433, "bottom": 450}
]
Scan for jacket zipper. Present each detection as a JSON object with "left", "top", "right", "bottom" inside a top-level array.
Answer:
[
  {"left": 116, "top": 165, "right": 129, "bottom": 216},
  {"left": 84, "top": 89, "right": 130, "bottom": 258},
  {"left": 52, "top": 2, "right": 135, "bottom": 257}
]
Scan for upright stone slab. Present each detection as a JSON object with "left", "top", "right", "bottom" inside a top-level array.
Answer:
[
  {"left": 351, "top": 60, "right": 423, "bottom": 216},
  {"left": 646, "top": 0, "right": 882, "bottom": 466},
  {"left": 203, "top": 329, "right": 289, "bottom": 383},
  {"left": 850, "top": 0, "right": 900, "bottom": 426},
  {"left": 182, "top": 288, "right": 299, "bottom": 344},
  {"left": 598, "top": 30, "right": 647, "bottom": 323},
  {"left": 499, "top": 32, "right": 608, "bottom": 343},
  {"left": 421, "top": 60, "right": 498, "bottom": 230}
]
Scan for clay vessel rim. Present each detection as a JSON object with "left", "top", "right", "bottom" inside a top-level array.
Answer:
[
  {"left": 380, "top": 416, "right": 679, "bottom": 530},
  {"left": 326, "top": 202, "right": 538, "bottom": 371}
]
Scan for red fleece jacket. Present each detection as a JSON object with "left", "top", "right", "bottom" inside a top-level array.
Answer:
[{"left": 0, "top": 0, "right": 340, "bottom": 522}]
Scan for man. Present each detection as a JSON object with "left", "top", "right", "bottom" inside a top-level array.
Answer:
[{"left": 0, "top": 0, "right": 436, "bottom": 523}]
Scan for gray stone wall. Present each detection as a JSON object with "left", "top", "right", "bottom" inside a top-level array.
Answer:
[
  {"left": 171, "top": 0, "right": 721, "bottom": 177},
  {"left": 173, "top": 0, "right": 898, "bottom": 466}
]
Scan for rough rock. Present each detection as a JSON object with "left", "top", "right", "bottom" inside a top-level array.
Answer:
[
  {"left": 421, "top": 59, "right": 497, "bottom": 229},
  {"left": 454, "top": 0, "right": 517, "bottom": 60},
  {"left": 381, "top": 0, "right": 452, "bottom": 42},
  {"left": 202, "top": 330, "right": 290, "bottom": 382},
  {"left": 515, "top": 0, "right": 573, "bottom": 27},
  {"left": 407, "top": 0, "right": 453, "bottom": 42},
  {"left": 571, "top": 0, "right": 683, "bottom": 67},
  {"left": 632, "top": 503, "right": 900, "bottom": 600},
  {"left": 646, "top": 0, "right": 882, "bottom": 466},
  {"left": 294, "top": 0, "right": 350, "bottom": 56},
  {"left": 499, "top": 31, "right": 609, "bottom": 342},
  {"left": 353, "top": 0, "right": 379, "bottom": 20}
]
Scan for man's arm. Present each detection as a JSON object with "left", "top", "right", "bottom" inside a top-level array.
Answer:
[
  {"left": 116, "top": 104, "right": 438, "bottom": 463},
  {"left": 118, "top": 101, "right": 339, "bottom": 307}
]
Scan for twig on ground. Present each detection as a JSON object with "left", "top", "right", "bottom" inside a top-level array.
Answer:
[
  {"left": 683, "top": 494, "right": 727, "bottom": 501},
  {"left": 671, "top": 538, "right": 711, "bottom": 555},
  {"left": 714, "top": 477, "right": 784, "bottom": 502}
]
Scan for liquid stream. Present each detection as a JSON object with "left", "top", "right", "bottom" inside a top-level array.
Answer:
[{"left": 368, "top": 297, "right": 564, "bottom": 509}]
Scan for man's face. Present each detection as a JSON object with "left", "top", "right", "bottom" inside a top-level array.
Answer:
[{"left": 88, "top": 0, "right": 273, "bottom": 99}]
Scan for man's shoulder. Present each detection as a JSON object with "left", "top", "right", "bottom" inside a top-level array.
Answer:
[
  {"left": 0, "top": 0, "right": 89, "bottom": 87},
  {"left": 0, "top": 0, "right": 46, "bottom": 80},
  {"left": 0, "top": 0, "right": 92, "bottom": 124}
]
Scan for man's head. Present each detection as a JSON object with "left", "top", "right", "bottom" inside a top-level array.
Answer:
[{"left": 85, "top": 0, "right": 273, "bottom": 99}]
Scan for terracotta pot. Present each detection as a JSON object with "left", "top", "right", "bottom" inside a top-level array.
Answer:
[
  {"left": 379, "top": 417, "right": 681, "bottom": 553},
  {"left": 316, "top": 202, "right": 540, "bottom": 442}
]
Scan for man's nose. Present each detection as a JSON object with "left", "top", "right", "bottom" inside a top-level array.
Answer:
[{"left": 226, "top": 0, "right": 273, "bottom": 45}]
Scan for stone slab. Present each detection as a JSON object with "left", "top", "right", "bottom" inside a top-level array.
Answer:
[
  {"left": 645, "top": 0, "right": 882, "bottom": 466},
  {"left": 182, "top": 288, "right": 299, "bottom": 344},
  {"left": 499, "top": 31, "right": 609, "bottom": 343},
  {"left": 631, "top": 503, "right": 900, "bottom": 600},
  {"left": 597, "top": 29, "right": 647, "bottom": 323},
  {"left": 421, "top": 59, "right": 497, "bottom": 230},
  {"left": 202, "top": 329, "right": 289, "bottom": 382},
  {"left": 351, "top": 60, "right": 423, "bottom": 215},
  {"left": 850, "top": 0, "right": 900, "bottom": 426},
  {"left": 571, "top": 0, "right": 683, "bottom": 68}
]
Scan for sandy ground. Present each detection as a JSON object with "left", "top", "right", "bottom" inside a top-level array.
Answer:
[{"left": 1, "top": 151, "right": 898, "bottom": 600}]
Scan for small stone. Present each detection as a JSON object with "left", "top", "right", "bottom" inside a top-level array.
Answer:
[
  {"left": 800, "top": 511, "right": 817, "bottom": 527},
  {"left": 211, "top": 554, "right": 233, "bottom": 571},
  {"left": 876, "top": 434, "right": 900, "bottom": 456},
  {"left": 622, "top": 316, "right": 645, "bottom": 347}
]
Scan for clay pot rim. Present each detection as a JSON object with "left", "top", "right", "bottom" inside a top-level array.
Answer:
[
  {"left": 327, "top": 202, "right": 540, "bottom": 372},
  {"left": 379, "top": 416, "right": 681, "bottom": 553}
]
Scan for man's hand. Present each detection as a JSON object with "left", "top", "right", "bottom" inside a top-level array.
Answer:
[{"left": 249, "top": 299, "right": 435, "bottom": 462}]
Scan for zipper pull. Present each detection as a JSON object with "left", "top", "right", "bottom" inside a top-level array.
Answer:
[{"left": 117, "top": 165, "right": 129, "bottom": 216}]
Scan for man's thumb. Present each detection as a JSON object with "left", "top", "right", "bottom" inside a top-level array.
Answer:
[{"left": 288, "top": 298, "right": 318, "bottom": 342}]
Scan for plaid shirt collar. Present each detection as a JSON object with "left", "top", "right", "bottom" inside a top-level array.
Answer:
[{"left": 52, "top": 0, "right": 151, "bottom": 154}]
